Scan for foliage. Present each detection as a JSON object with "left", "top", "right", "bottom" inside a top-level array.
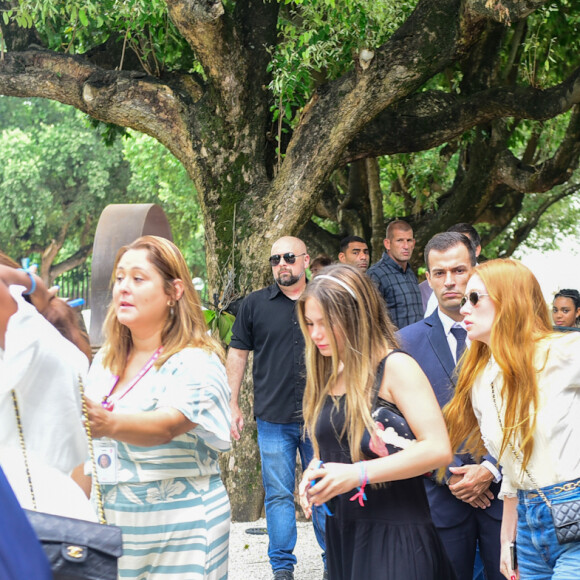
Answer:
[
  {"left": 379, "top": 147, "right": 459, "bottom": 217},
  {"left": 306, "top": 1, "right": 580, "bottom": 257},
  {"left": 517, "top": 0, "right": 580, "bottom": 88},
  {"left": 267, "top": 0, "right": 417, "bottom": 156},
  {"left": 3, "top": 0, "right": 580, "bottom": 521},
  {"left": 123, "top": 133, "right": 206, "bottom": 277},
  {"left": 0, "top": 97, "right": 129, "bottom": 263},
  {"left": 311, "top": 214, "right": 341, "bottom": 235},
  {"left": 2, "top": 0, "right": 195, "bottom": 74},
  {"left": 2, "top": 0, "right": 580, "bottom": 274},
  {"left": 0, "top": 96, "right": 206, "bottom": 278},
  {"left": 203, "top": 309, "right": 235, "bottom": 345}
]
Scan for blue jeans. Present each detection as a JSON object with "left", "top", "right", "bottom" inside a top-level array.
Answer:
[
  {"left": 256, "top": 418, "right": 326, "bottom": 572},
  {"left": 517, "top": 479, "right": 580, "bottom": 579},
  {"left": 473, "top": 543, "right": 485, "bottom": 580}
]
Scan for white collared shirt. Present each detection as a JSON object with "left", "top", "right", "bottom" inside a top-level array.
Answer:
[{"left": 437, "top": 309, "right": 471, "bottom": 365}]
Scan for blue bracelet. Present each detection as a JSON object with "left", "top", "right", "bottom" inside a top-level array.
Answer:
[{"left": 18, "top": 268, "right": 37, "bottom": 295}]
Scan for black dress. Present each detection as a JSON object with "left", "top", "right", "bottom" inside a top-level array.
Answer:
[{"left": 316, "top": 374, "right": 457, "bottom": 579}]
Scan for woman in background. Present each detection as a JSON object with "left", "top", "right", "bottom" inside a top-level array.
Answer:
[
  {"left": 552, "top": 288, "right": 580, "bottom": 329},
  {"left": 445, "top": 259, "right": 580, "bottom": 579},
  {"left": 86, "top": 235, "right": 231, "bottom": 579},
  {"left": 297, "top": 264, "right": 456, "bottom": 579}
]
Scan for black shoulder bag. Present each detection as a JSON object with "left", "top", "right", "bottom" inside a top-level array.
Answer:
[{"left": 360, "top": 352, "right": 417, "bottom": 459}]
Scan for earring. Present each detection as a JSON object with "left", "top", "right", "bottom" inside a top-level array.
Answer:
[{"left": 167, "top": 299, "right": 176, "bottom": 317}]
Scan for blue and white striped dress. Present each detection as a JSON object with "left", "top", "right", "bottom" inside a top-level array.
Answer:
[{"left": 86, "top": 347, "right": 231, "bottom": 580}]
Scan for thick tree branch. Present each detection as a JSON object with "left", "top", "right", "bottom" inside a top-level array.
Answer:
[
  {"left": 495, "top": 106, "right": 580, "bottom": 192},
  {"left": 366, "top": 158, "right": 386, "bottom": 261},
  {"left": 165, "top": 0, "right": 247, "bottom": 121},
  {"left": 233, "top": 0, "right": 279, "bottom": 93},
  {"left": 253, "top": 0, "right": 550, "bottom": 243},
  {"left": 50, "top": 245, "right": 93, "bottom": 278},
  {"left": 466, "top": 0, "right": 549, "bottom": 24},
  {"left": 0, "top": 50, "right": 203, "bottom": 170},
  {"left": 342, "top": 67, "right": 580, "bottom": 162},
  {"left": 232, "top": 0, "right": 280, "bottom": 148},
  {"left": 39, "top": 224, "right": 69, "bottom": 282},
  {"left": 476, "top": 184, "right": 525, "bottom": 233},
  {"left": 297, "top": 220, "right": 340, "bottom": 259}
]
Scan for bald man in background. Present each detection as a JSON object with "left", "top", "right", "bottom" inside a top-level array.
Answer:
[{"left": 227, "top": 236, "right": 326, "bottom": 580}]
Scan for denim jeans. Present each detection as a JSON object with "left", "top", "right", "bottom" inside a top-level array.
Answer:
[
  {"left": 473, "top": 544, "right": 485, "bottom": 580},
  {"left": 517, "top": 479, "right": 580, "bottom": 579},
  {"left": 256, "top": 418, "right": 326, "bottom": 572}
]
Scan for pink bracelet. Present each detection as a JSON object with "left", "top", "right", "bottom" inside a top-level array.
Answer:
[{"left": 349, "top": 461, "right": 368, "bottom": 507}]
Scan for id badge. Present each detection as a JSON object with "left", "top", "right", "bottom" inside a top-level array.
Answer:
[{"left": 94, "top": 440, "right": 119, "bottom": 484}]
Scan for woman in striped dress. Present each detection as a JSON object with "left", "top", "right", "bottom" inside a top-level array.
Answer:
[{"left": 85, "top": 236, "right": 231, "bottom": 579}]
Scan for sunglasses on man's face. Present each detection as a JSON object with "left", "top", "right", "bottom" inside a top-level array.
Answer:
[
  {"left": 460, "top": 291, "right": 490, "bottom": 308},
  {"left": 269, "top": 252, "right": 306, "bottom": 266}
]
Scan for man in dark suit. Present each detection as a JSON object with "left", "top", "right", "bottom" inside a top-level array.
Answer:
[{"left": 397, "top": 232, "right": 503, "bottom": 580}]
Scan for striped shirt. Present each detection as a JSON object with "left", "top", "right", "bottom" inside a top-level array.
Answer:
[{"left": 87, "top": 348, "right": 231, "bottom": 579}]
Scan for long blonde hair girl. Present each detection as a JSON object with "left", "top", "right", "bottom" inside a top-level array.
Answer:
[
  {"left": 444, "top": 259, "right": 553, "bottom": 472},
  {"left": 102, "top": 235, "right": 224, "bottom": 374},
  {"left": 297, "top": 264, "right": 399, "bottom": 462}
]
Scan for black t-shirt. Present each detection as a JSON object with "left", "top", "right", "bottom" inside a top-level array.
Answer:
[{"left": 229, "top": 283, "right": 306, "bottom": 423}]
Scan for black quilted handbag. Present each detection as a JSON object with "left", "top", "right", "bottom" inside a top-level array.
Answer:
[
  {"left": 13, "top": 377, "right": 123, "bottom": 580},
  {"left": 360, "top": 353, "right": 417, "bottom": 459},
  {"left": 24, "top": 510, "right": 122, "bottom": 580},
  {"left": 551, "top": 498, "right": 580, "bottom": 545}
]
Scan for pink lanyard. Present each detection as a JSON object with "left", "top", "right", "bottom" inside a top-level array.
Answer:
[{"left": 101, "top": 346, "right": 163, "bottom": 411}]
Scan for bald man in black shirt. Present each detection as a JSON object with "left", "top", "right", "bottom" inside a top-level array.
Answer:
[{"left": 227, "top": 236, "right": 326, "bottom": 580}]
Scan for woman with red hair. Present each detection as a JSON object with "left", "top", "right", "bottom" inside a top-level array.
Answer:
[{"left": 445, "top": 259, "right": 580, "bottom": 579}]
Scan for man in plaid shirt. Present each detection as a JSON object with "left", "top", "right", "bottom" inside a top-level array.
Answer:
[{"left": 367, "top": 220, "right": 423, "bottom": 329}]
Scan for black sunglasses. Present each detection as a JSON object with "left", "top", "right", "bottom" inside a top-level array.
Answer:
[
  {"left": 269, "top": 252, "right": 306, "bottom": 266},
  {"left": 460, "top": 291, "right": 489, "bottom": 308}
]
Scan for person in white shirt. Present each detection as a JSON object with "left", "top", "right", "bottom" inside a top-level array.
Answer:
[
  {"left": 0, "top": 265, "right": 93, "bottom": 520},
  {"left": 445, "top": 258, "right": 580, "bottom": 580}
]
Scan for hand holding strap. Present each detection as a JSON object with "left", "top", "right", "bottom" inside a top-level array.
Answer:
[{"left": 12, "top": 374, "right": 107, "bottom": 525}]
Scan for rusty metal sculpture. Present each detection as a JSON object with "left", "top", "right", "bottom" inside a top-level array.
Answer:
[{"left": 89, "top": 204, "right": 173, "bottom": 347}]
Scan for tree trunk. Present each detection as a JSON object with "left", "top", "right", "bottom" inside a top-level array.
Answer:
[
  {"left": 219, "top": 354, "right": 264, "bottom": 521},
  {"left": 366, "top": 158, "right": 386, "bottom": 263}
]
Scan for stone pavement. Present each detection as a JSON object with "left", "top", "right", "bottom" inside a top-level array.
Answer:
[{"left": 228, "top": 518, "right": 324, "bottom": 580}]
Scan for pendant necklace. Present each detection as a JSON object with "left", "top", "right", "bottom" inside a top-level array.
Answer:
[{"left": 101, "top": 346, "right": 163, "bottom": 411}]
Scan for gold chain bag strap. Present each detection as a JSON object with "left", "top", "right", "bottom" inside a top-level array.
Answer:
[
  {"left": 79, "top": 376, "right": 107, "bottom": 525},
  {"left": 490, "top": 381, "right": 580, "bottom": 545},
  {"left": 12, "top": 375, "right": 123, "bottom": 579}
]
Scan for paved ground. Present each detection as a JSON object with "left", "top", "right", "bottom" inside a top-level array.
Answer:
[{"left": 229, "top": 518, "right": 324, "bottom": 580}]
